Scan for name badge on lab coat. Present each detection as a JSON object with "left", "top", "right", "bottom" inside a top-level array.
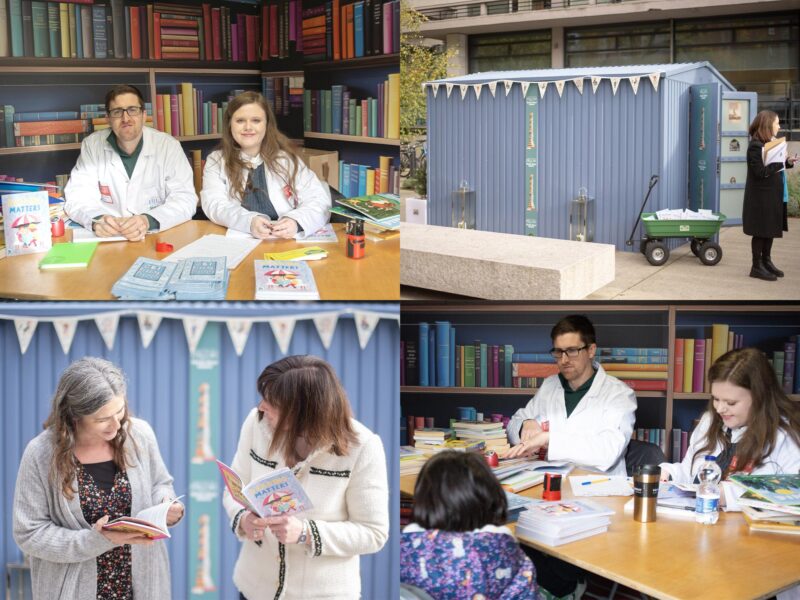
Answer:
[{"left": 99, "top": 183, "right": 114, "bottom": 204}]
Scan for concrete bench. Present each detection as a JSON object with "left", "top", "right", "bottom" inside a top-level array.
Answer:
[{"left": 400, "top": 223, "right": 615, "bottom": 299}]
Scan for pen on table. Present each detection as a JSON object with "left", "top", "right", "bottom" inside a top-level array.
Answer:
[{"left": 581, "top": 477, "right": 611, "bottom": 486}]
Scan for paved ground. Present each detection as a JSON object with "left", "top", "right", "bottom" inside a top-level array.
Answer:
[{"left": 399, "top": 188, "right": 800, "bottom": 300}]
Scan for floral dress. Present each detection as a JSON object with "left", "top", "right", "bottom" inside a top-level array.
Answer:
[{"left": 77, "top": 462, "right": 133, "bottom": 600}]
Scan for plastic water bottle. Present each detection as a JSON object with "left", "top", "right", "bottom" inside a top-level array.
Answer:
[{"left": 695, "top": 455, "right": 722, "bottom": 525}]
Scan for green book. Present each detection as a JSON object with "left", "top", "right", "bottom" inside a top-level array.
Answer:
[
  {"left": 31, "top": 1, "right": 48, "bottom": 57},
  {"left": 38, "top": 242, "right": 98, "bottom": 269}
]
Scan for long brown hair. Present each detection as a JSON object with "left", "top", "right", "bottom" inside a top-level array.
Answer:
[
  {"left": 220, "top": 91, "right": 301, "bottom": 202},
  {"left": 696, "top": 348, "right": 800, "bottom": 477},
  {"left": 256, "top": 355, "right": 358, "bottom": 465},
  {"left": 748, "top": 110, "right": 779, "bottom": 144},
  {"left": 43, "top": 357, "right": 133, "bottom": 500}
]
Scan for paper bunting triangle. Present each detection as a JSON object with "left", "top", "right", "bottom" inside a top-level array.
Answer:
[
  {"left": 610, "top": 77, "right": 621, "bottom": 96},
  {"left": 431, "top": 83, "right": 440, "bottom": 97},
  {"left": 14, "top": 318, "right": 37, "bottom": 355},
  {"left": 269, "top": 317, "right": 297, "bottom": 355},
  {"left": 503, "top": 80, "right": 514, "bottom": 96},
  {"left": 53, "top": 318, "right": 78, "bottom": 355},
  {"left": 629, "top": 76, "right": 640, "bottom": 95},
  {"left": 488, "top": 81, "right": 497, "bottom": 97},
  {"left": 459, "top": 84, "right": 469, "bottom": 100},
  {"left": 446, "top": 83, "right": 454, "bottom": 98},
  {"left": 520, "top": 82, "right": 531, "bottom": 97},
  {"left": 184, "top": 317, "right": 209, "bottom": 354},
  {"left": 474, "top": 84, "right": 483, "bottom": 100},
  {"left": 537, "top": 81, "right": 548, "bottom": 98},
  {"left": 591, "top": 76, "right": 602, "bottom": 94},
  {"left": 354, "top": 311, "right": 380, "bottom": 350},
  {"left": 572, "top": 78, "right": 584, "bottom": 95},
  {"left": 313, "top": 314, "right": 339, "bottom": 350},
  {"left": 226, "top": 319, "right": 253, "bottom": 357},
  {"left": 137, "top": 313, "right": 163, "bottom": 349},
  {"left": 648, "top": 72, "right": 660, "bottom": 92},
  {"left": 555, "top": 80, "right": 565, "bottom": 98},
  {"left": 95, "top": 313, "right": 120, "bottom": 351}
]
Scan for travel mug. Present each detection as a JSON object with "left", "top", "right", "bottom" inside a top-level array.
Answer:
[{"left": 633, "top": 464, "right": 660, "bottom": 522}]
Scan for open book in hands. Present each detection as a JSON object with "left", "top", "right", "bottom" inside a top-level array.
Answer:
[
  {"left": 216, "top": 460, "right": 314, "bottom": 518},
  {"left": 101, "top": 495, "right": 184, "bottom": 540}
]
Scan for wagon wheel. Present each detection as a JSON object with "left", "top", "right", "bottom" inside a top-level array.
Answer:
[
  {"left": 645, "top": 241, "right": 669, "bottom": 266},
  {"left": 690, "top": 239, "right": 704, "bottom": 257},
  {"left": 639, "top": 238, "right": 650, "bottom": 255},
  {"left": 698, "top": 241, "right": 723, "bottom": 266}
]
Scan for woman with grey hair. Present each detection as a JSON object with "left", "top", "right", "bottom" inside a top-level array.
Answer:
[{"left": 13, "top": 357, "right": 184, "bottom": 600}]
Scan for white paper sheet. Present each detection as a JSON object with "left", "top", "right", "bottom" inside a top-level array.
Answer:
[
  {"left": 163, "top": 234, "right": 260, "bottom": 269},
  {"left": 569, "top": 475, "right": 634, "bottom": 497}
]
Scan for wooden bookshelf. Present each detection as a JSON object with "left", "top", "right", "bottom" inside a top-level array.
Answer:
[
  {"left": 304, "top": 131, "right": 400, "bottom": 146},
  {"left": 402, "top": 386, "right": 665, "bottom": 399},
  {"left": 0, "top": 144, "right": 82, "bottom": 155},
  {"left": 304, "top": 53, "right": 400, "bottom": 71}
]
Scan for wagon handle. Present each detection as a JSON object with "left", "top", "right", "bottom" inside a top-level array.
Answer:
[{"left": 626, "top": 175, "right": 660, "bottom": 246}]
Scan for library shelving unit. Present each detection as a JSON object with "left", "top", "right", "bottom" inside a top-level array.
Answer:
[{"left": 400, "top": 303, "right": 800, "bottom": 458}]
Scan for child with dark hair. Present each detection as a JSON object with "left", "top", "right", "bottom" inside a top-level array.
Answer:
[{"left": 400, "top": 451, "right": 542, "bottom": 600}]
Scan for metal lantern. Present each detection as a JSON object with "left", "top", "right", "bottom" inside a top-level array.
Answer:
[
  {"left": 451, "top": 180, "right": 476, "bottom": 230},
  {"left": 569, "top": 186, "right": 595, "bottom": 242}
]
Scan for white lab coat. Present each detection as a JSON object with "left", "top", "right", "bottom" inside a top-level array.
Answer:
[
  {"left": 64, "top": 127, "right": 197, "bottom": 232},
  {"left": 659, "top": 411, "right": 800, "bottom": 485},
  {"left": 507, "top": 363, "right": 637, "bottom": 476},
  {"left": 200, "top": 149, "right": 330, "bottom": 239}
]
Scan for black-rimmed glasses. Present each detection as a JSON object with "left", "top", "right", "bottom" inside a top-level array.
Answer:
[
  {"left": 108, "top": 106, "right": 144, "bottom": 119},
  {"left": 550, "top": 346, "right": 588, "bottom": 359}
]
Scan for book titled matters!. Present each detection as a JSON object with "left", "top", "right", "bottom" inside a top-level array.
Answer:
[
  {"left": 217, "top": 460, "right": 313, "bottom": 518},
  {"left": 1, "top": 190, "right": 52, "bottom": 257}
]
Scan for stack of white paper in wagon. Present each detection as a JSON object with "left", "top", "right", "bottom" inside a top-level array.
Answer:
[{"left": 111, "top": 257, "right": 229, "bottom": 300}]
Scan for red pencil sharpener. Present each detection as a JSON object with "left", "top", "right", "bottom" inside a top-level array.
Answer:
[
  {"left": 485, "top": 451, "right": 499, "bottom": 468},
  {"left": 51, "top": 218, "right": 65, "bottom": 238},
  {"left": 542, "top": 472, "right": 562, "bottom": 501},
  {"left": 346, "top": 220, "right": 366, "bottom": 259}
]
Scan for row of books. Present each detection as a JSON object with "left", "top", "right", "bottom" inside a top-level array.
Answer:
[
  {"left": 633, "top": 427, "right": 670, "bottom": 458},
  {"left": 300, "top": 0, "right": 399, "bottom": 61},
  {"left": 674, "top": 324, "right": 745, "bottom": 394},
  {"left": 335, "top": 157, "right": 398, "bottom": 198},
  {"left": 303, "top": 74, "right": 400, "bottom": 139},
  {"left": 0, "top": 1, "right": 276, "bottom": 62},
  {"left": 152, "top": 85, "right": 244, "bottom": 137},
  {"left": 262, "top": 74, "right": 304, "bottom": 117},
  {"left": 1, "top": 103, "right": 153, "bottom": 148}
]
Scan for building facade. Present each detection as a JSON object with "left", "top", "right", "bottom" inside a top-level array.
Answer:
[{"left": 408, "top": 0, "right": 800, "bottom": 138}]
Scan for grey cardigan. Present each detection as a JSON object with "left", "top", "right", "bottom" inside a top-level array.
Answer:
[{"left": 13, "top": 418, "right": 177, "bottom": 600}]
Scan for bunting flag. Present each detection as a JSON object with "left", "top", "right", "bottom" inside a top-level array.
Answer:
[
  {"left": 648, "top": 72, "right": 660, "bottom": 92},
  {"left": 269, "top": 317, "right": 297, "bottom": 355},
  {"left": 446, "top": 83, "right": 454, "bottom": 98},
  {"left": 354, "top": 311, "right": 380, "bottom": 350},
  {"left": 53, "top": 318, "right": 78, "bottom": 355},
  {"left": 555, "top": 80, "right": 566, "bottom": 98},
  {"left": 473, "top": 84, "right": 483, "bottom": 100},
  {"left": 629, "top": 76, "right": 640, "bottom": 95},
  {"left": 488, "top": 81, "right": 498, "bottom": 97},
  {"left": 225, "top": 319, "right": 253, "bottom": 357},
  {"left": 459, "top": 84, "right": 469, "bottom": 100},
  {"left": 183, "top": 317, "right": 209, "bottom": 354},
  {"left": 520, "top": 82, "right": 531, "bottom": 97},
  {"left": 137, "top": 312, "right": 162, "bottom": 349},
  {"left": 95, "top": 313, "right": 120, "bottom": 351},
  {"left": 537, "top": 81, "right": 548, "bottom": 99},
  {"left": 503, "top": 80, "right": 514, "bottom": 96},
  {"left": 313, "top": 314, "right": 339, "bottom": 350},
  {"left": 431, "top": 83, "right": 440, "bottom": 98},
  {"left": 610, "top": 77, "right": 621, "bottom": 96},
  {"left": 14, "top": 318, "right": 37, "bottom": 355},
  {"left": 572, "top": 77, "right": 584, "bottom": 95}
]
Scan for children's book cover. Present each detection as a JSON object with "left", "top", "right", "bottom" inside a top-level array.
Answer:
[
  {"left": 336, "top": 194, "right": 400, "bottom": 223},
  {"left": 730, "top": 474, "right": 800, "bottom": 506},
  {"left": 217, "top": 460, "right": 313, "bottom": 518},
  {"left": 1, "top": 190, "right": 52, "bottom": 256},
  {"left": 254, "top": 260, "right": 320, "bottom": 300}
]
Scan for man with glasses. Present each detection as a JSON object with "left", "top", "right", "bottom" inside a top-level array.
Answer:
[
  {"left": 64, "top": 84, "right": 196, "bottom": 240},
  {"left": 504, "top": 314, "right": 636, "bottom": 476}
]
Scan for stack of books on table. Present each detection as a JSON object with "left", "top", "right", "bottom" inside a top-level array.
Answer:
[
  {"left": 254, "top": 260, "right": 320, "bottom": 300},
  {"left": 399, "top": 446, "right": 427, "bottom": 477},
  {"left": 111, "top": 257, "right": 229, "bottom": 300},
  {"left": 505, "top": 491, "right": 537, "bottom": 522},
  {"left": 452, "top": 420, "right": 510, "bottom": 455},
  {"left": 332, "top": 194, "right": 400, "bottom": 232},
  {"left": 412, "top": 428, "right": 454, "bottom": 453},
  {"left": 515, "top": 499, "right": 614, "bottom": 547},
  {"left": 494, "top": 459, "right": 573, "bottom": 493},
  {"left": 731, "top": 474, "right": 800, "bottom": 534}
]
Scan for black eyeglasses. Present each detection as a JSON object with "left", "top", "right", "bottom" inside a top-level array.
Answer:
[
  {"left": 550, "top": 346, "right": 588, "bottom": 359},
  {"left": 108, "top": 106, "right": 144, "bottom": 119}
]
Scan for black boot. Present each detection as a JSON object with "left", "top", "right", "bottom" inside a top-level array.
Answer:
[
  {"left": 750, "top": 258, "right": 778, "bottom": 281},
  {"left": 763, "top": 256, "right": 784, "bottom": 278}
]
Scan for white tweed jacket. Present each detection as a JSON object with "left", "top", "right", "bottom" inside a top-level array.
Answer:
[{"left": 223, "top": 408, "right": 389, "bottom": 600}]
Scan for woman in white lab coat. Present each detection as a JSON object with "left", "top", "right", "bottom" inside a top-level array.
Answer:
[
  {"left": 661, "top": 347, "right": 800, "bottom": 485},
  {"left": 64, "top": 84, "right": 197, "bottom": 238},
  {"left": 200, "top": 91, "right": 330, "bottom": 239}
]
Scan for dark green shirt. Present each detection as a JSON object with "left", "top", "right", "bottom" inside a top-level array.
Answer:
[
  {"left": 95, "top": 132, "right": 158, "bottom": 231},
  {"left": 559, "top": 370, "right": 597, "bottom": 418}
]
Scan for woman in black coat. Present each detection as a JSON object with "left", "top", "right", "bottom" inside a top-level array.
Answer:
[{"left": 742, "top": 110, "right": 797, "bottom": 281}]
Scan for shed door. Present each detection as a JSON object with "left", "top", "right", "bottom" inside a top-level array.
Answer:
[
  {"left": 719, "top": 91, "right": 758, "bottom": 225},
  {"left": 688, "top": 83, "right": 720, "bottom": 212}
]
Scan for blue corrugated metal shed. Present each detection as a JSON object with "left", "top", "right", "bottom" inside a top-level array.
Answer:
[{"left": 426, "top": 62, "right": 740, "bottom": 251}]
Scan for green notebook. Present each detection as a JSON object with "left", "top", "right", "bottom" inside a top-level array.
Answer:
[{"left": 38, "top": 242, "right": 98, "bottom": 270}]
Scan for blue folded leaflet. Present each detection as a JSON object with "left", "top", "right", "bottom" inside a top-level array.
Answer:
[{"left": 111, "top": 257, "right": 229, "bottom": 300}]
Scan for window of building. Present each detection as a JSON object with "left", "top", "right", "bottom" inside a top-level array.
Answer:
[
  {"left": 468, "top": 30, "right": 551, "bottom": 73},
  {"left": 565, "top": 22, "right": 670, "bottom": 67}
]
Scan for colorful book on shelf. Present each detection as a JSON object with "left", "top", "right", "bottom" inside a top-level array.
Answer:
[
  {"left": 38, "top": 241, "right": 97, "bottom": 269},
  {"left": 254, "top": 259, "right": 320, "bottom": 300},
  {"left": 101, "top": 496, "right": 184, "bottom": 540},
  {"left": 217, "top": 460, "right": 313, "bottom": 518}
]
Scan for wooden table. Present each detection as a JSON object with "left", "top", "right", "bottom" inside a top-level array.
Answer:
[
  {"left": 0, "top": 221, "right": 399, "bottom": 300},
  {"left": 400, "top": 473, "right": 800, "bottom": 600}
]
